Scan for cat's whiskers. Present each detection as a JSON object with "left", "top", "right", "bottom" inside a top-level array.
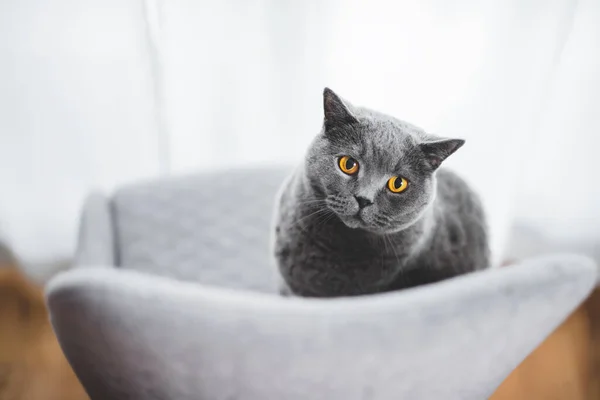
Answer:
[
  {"left": 290, "top": 207, "right": 332, "bottom": 229},
  {"left": 295, "top": 199, "right": 328, "bottom": 213},
  {"left": 313, "top": 209, "right": 336, "bottom": 231},
  {"left": 297, "top": 198, "right": 327, "bottom": 206},
  {"left": 385, "top": 233, "right": 401, "bottom": 267},
  {"left": 379, "top": 235, "right": 388, "bottom": 270}
]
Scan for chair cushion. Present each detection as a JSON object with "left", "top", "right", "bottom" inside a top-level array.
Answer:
[{"left": 111, "top": 166, "right": 290, "bottom": 292}]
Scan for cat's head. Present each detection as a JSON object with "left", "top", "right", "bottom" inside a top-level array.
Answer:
[{"left": 305, "top": 88, "right": 464, "bottom": 234}]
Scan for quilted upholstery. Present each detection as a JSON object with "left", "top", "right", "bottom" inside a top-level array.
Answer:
[{"left": 110, "top": 166, "right": 291, "bottom": 292}]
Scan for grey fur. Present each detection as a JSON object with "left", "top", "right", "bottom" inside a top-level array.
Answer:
[{"left": 272, "top": 88, "right": 489, "bottom": 297}]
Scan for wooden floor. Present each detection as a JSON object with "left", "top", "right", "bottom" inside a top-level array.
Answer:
[
  {"left": 491, "top": 287, "right": 600, "bottom": 400},
  {"left": 0, "top": 264, "right": 89, "bottom": 400}
]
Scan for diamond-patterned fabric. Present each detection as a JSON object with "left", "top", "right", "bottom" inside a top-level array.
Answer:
[{"left": 111, "top": 166, "right": 291, "bottom": 293}]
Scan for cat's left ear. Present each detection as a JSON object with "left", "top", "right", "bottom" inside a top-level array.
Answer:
[
  {"left": 323, "top": 88, "right": 358, "bottom": 132},
  {"left": 420, "top": 138, "right": 465, "bottom": 170}
]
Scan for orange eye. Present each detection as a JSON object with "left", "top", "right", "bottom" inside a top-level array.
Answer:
[
  {"left": 338, "top": 156, "right": 359, "bottom": 175},
  {"left": 387, "top": 176, "right": 409, "bottom": 193}
]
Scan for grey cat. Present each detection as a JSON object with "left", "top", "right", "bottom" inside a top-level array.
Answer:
[{"left": 272, "top": 88, "right": 489, "bottom": 297}]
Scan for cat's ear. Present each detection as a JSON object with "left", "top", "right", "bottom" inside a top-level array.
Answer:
[
  {"left": 323, "top": 87, "right": 358, "bottom": 131},
  {"left": 419, "top": 138, "right": 465, "bottom": 170}
]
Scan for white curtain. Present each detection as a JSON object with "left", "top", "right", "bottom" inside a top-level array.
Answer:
[{"left": 0, "top": 0, "right": 598, "bottom": 273}]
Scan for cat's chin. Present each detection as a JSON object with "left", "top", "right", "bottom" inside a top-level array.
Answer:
[
  {"left": 341, "top": 217, "right": 362, "bottom": 229},
  {"left": 339, "top": 215, "right": 396, "bottom": 235}
]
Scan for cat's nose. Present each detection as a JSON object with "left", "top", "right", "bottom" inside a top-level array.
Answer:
[{"left": 354, "top": 196, "right": 373, "bottom": 209}]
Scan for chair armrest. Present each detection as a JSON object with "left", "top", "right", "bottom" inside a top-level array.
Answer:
[{"left": 47, "top": 254, "right": 598, "bottom": 400}]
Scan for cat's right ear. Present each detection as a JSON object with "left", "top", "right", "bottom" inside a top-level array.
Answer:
[
  {"left": 419, "top": 138, "right": 465, "bottom": 170},
  {"left": 323, "top": 88, "right": 358, "bottom": 132}
]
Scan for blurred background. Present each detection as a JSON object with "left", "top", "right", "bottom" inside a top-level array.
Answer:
[{"left": 0, "top": 0, "right": 598, "bottom": 280}]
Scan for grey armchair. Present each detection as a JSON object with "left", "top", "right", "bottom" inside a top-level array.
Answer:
[{"left": 47, "top": 166, "right": 599, "bottom": 400}]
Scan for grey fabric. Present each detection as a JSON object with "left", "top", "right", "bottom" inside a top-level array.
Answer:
[
  {"left": 110, "top": 167, "right": 290, "bottom": 292},
  {"left": 47, "top": 254, "right": 598, "bottom": 400},
  {"left": 74, "top": 193, "right": 115, "bottom": 267},
  {"left": 506, "top": 221, "right": 600, "bottom": 267}
]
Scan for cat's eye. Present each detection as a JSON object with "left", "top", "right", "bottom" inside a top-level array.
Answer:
[
  {"left": 338, "top": 156, "right": 359, "bottom": 175},
  {"left": 387, "top": 176, "right": 409, "bottom": 193}
]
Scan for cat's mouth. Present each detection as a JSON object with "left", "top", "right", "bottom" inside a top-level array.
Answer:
[
  {"left": 325, "top": 195, "right": 394, "bottom": 233},
  {"left": 342, "top": 212, "right": 388, "bottom": 233},
  {"left": 337, "top": 207, "right": 406, "bottom": 234},
  {"left": 342, "top": 214, "right": 363, "bottom": 229}
]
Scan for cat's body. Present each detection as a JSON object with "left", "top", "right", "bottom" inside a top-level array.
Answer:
[{"left": 273, "top": 89, "right": 489, "bottom": 297}]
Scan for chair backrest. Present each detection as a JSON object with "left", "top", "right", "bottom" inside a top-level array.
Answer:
[{"left": 111, "top": 166, "right": 291, "bottom": 292}]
